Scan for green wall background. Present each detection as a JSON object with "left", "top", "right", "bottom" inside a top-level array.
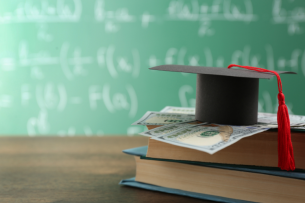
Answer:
[{"left": 0, "top": 0, "right": 304, "bottom": 136}]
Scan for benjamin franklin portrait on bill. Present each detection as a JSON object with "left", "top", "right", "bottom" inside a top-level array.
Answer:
[{"left": 176, "top": 125, "right": 233, "bottom": 146}]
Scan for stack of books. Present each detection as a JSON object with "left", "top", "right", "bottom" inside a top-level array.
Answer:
[{"left": 120, "top": 108, "right": 305, "bottom": 203}]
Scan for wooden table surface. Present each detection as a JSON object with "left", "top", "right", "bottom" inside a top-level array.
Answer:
[{"left": 0, "top": 136, "right": 213, "bottom": 203}]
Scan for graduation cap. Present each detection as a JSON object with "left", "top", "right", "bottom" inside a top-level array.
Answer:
[{"left": 150, "top": 64, "right": 296, "bottom": 171}]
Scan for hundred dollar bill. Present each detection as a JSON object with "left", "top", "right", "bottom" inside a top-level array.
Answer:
[
  {"left": 160, "top": 107, "right": 305, "bottom": 128},
  {"left": 132, "top": 111, "right": 195, "bottom": 126},
  {"left": 152, "top": 123, "right": 269, "bottom": 154},
  {"left": 160, "top": 106, "right": 195, "bottom": 115},
  {"left": 257, "top": 112, "right": 305, "bottom": 128},
  {"left": 139, "top": 120, "right": 202, "bottom": 138}
]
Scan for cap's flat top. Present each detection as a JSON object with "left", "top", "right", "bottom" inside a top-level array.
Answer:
[{"left": 150, "top": 65, "right": 296, "bottom": 79}]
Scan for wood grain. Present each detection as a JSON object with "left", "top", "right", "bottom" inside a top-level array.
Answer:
[{"left": 0, "top": 136, "right": 212, "bottom": 203}]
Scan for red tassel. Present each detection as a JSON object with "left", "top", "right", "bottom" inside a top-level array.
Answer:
[
  {"left": 227, "top": 64, "right": 295, "bottom": 171},
  {"left": 277, "top": 93, "right": 295, "bottom": 170}
]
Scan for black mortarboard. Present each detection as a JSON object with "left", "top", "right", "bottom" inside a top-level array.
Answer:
[
  {"left": 150, "top": 64, "right": 297, "bottom": 171},
  {"left": 150, "top": 64, "right": 295, "bottom": 125}
]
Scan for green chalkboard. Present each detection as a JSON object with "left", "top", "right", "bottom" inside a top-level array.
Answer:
[{"left": 0, "top": 0, "right": 304, "bottom": 136}]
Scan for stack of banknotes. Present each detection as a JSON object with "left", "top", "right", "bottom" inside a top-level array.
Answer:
[{"left": 132, "top": 106, "right": 305, "bottom": 154}]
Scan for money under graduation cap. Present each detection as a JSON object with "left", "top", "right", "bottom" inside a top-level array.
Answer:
[{"left": 150, "top": 64, "right": 297, "bottom": 171}]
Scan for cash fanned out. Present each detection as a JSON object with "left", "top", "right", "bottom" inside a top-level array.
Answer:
[
  {"left": 132, "top": 107, "right": 305, "bottom": 155},
  {"left": 161, "top": 106, "right": 305, "bottom": 129}
]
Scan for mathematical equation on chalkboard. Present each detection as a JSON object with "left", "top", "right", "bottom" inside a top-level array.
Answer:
[
  {"left": 0, "top": 0, "right": 304, "bottom": 136},
  {"left": 0, "top": 0, "right": 304, "bottom": 35}
]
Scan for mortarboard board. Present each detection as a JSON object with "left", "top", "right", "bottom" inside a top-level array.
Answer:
[{"left": 150, "top": 64, "right": 297, "bottom": 171}]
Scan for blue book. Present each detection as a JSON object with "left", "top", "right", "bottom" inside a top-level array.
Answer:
[{"left": 120, "top": 146, "right": 305, "bottom": 203}]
